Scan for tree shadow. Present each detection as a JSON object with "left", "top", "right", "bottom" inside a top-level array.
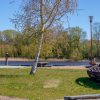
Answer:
[
  {"left": 75, "top": 77, "right": 100, "bottom": 90},
  {"left": 0, "top": 74, "right": 27, "bottom": 78}
]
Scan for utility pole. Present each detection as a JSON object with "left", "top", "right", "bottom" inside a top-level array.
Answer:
[{"left": 89, "top": 16, "right": 93, "bottom": 63}]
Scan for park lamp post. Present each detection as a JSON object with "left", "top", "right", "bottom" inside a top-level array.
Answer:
[{"left": 89, "top": 16, "right": 93, "bottom": 61}]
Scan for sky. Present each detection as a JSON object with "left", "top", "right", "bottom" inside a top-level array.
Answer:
[
  {"left": 0, "top": 0, "right": 21, "bottom": 31},
  {"left": 0, "top": 0, "right": 100, "bottom": 39},
  {"left": 63, "top": 0, "right": 100, "bottom": 39}
]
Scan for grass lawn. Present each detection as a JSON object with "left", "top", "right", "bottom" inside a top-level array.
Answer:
[{"left": 0, "top": 68, "right": 100, "bottom": 100}]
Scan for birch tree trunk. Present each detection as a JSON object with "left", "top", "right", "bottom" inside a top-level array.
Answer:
[
  {"left": 30, "top": 31, "right": 44, "bottom": 74},
  {"left": 30, "top": 0, "right": 44, "bottom": 74},
  {"left": 30, "top": 25, "right": 44, "bottom": 74}
]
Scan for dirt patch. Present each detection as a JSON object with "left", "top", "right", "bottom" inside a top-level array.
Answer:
[
  {"left": 44, "top": 66, "right": 87, "bottom": 70},
  {"left": 43, "top": 79, "right": 60, "bottom": 88},
  {"left": 0, "top": 96, "right": 28, "bottom": 100},
  {"left": 0, "top": 58, "right": 32, "bottom": 61}
]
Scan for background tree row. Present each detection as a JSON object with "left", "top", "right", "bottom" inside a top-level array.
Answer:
[{"left": 0, "top": 24, "right": 100, "bottom": 60}]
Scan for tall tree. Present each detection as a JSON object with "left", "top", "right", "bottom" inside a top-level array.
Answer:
[
  {"left": 67, "top": 27, "right": 86, "bottom": 60},
  {"left": 0, "top": 30, "right": 18, "bottom": 44},
  {"left": 12, "top": 0, "right": 77, "bottom": 74},
  {"left": 53, "top": 30, "right": 68, "bottom": 58},
  {"left": 93, "top": 23, "right": 100, "bottom": 57}
]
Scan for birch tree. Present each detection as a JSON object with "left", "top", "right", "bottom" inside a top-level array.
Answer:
[{"left": 12, "top": 0, "right": 77, "bottom": 74}]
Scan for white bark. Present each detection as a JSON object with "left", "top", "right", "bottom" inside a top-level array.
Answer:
[{"left": 30, "top": 26, "right": 44, "bottom": 74}]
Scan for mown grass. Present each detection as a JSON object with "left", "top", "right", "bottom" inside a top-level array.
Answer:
[{"left": 0, "top": 68, "right": 100, "bottom": 100}]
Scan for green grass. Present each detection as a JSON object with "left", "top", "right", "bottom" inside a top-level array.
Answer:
[{"left": 0, "top": 68, "right": 100, "bottom": 100}]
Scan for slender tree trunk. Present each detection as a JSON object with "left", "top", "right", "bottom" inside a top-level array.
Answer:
[
  {"left": 30, "top": 0, "right": 44, "bottom": 74},
  {"left": 96, "top": 42, "right": 99, "bottom": 57},
  {"left": 30, "top": 26, "right": 44, "bottom": 74},
  {"left": 30, "top": 32, "right": 44, "bottom": 74}
]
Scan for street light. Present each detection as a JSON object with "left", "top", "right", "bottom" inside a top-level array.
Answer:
[{"left": 89, "top": 16, "right": 93, "bottom": 63}]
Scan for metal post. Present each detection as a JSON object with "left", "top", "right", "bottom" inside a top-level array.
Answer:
[
  {"left": 89, "top": 16, "right": 93, "bottom": 61},
  {"left": 5, "top": 52, "right": 9, "bottom": 66}
]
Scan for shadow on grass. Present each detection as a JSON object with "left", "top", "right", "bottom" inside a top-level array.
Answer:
[
  {"left": 75, "top": 77, "right": 100, "bottom": 90},
  {"left": 0, "top": 74, "right": 27, "bottom": 78}
]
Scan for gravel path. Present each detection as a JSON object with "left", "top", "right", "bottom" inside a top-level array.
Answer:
[
  {"left": 0, "top": 96, "right": 28, "bottom": 100},
  {"left": 45, "top": 66, "right": 87, "bottom": 70}
]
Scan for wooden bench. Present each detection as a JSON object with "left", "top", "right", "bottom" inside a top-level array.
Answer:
[
  {"left": 64, "top": 94, "right": 100, "bottom": 100},
  {"left": 37, "top": 62, "right": 48, "bottom": 67}
]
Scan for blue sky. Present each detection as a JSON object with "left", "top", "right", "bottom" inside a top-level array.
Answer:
[
  {"left": 0, "top": 0, "right": 20, "bottom": 31},
  {"left": 0, "top": 0, "right": 100, "bottom": 38},
  {"left": 63, "top": 0, "right": 100, "bottom": 38}
]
